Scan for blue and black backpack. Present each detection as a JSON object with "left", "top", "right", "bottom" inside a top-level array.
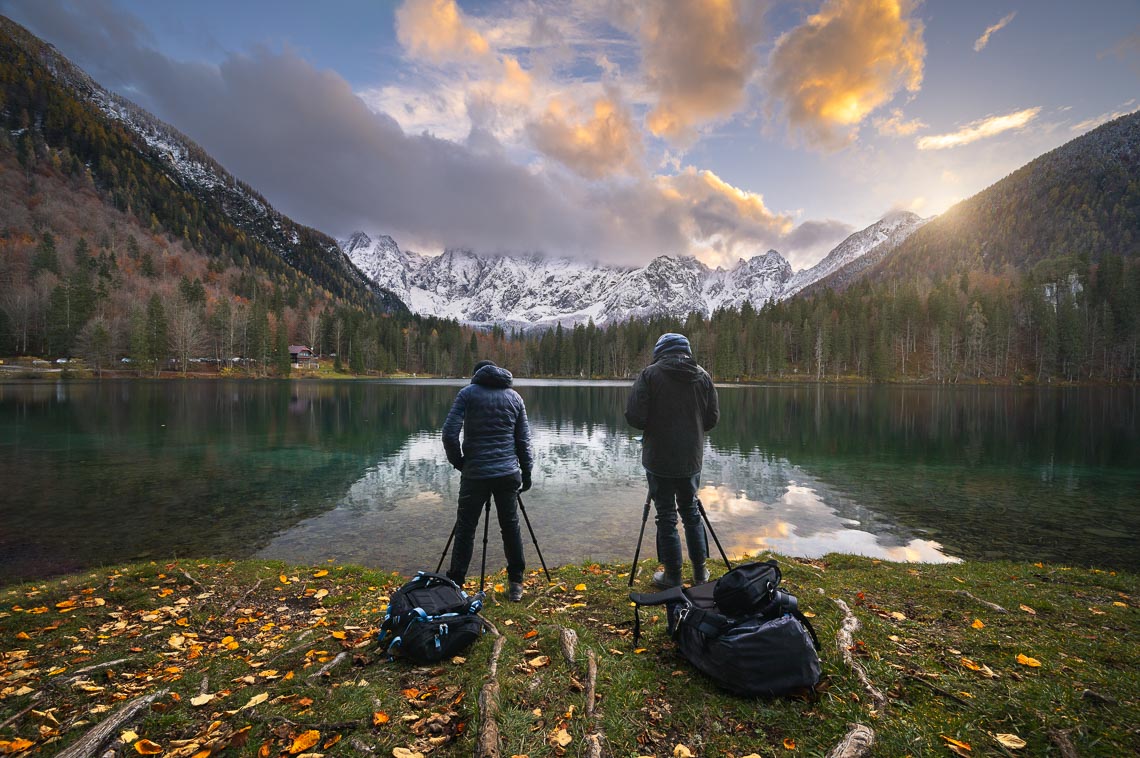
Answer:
[{"left": 378, "top": 571, "right": 486, "bottom": 663}]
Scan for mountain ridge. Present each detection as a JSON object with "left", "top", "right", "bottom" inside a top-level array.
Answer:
[{"left": 342, "top": 212, "right": 927, "bottom": 328}]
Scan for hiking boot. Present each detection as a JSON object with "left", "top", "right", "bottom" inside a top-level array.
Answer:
[
  {"left": 652, "top": 570, "right": 682, "bottom": 589},
  {"left": 692, "top": 563, "right": 710, "bottom": 585},
  {"left": 509, "top": 582, "right": 524, "bottom": 602}
]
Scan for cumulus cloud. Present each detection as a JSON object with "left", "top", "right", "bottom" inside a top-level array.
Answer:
[
  {"left": 395, "top": 0, "right": 491, "bottom": 64},
  {"left": 973, "top": 11, "right": 1016, "bottom": 53},
  {"left": 874, "top": 108, "right": 926, "bottom": 137},
  {"left": 916, "top": 107, "right": 1041, "bottom": 150},
  {"left": 526, "top": 89, "right": 642, "bottom": 179},
  {"left": 623, "top": 0, "right": 765, "bottom": 144},
  {"left": 4, "top": 0, "right": 845, "bottom": 269},
  {"left": 656, "top": 168, "right": 796, "bottom": 266},
  {"left": 766, "top": 0, "right": 926, "bottom": 150}
]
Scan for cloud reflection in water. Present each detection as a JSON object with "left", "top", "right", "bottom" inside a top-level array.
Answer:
[{"left": 258, "top": 418, "right": 960, "bottom": 572}]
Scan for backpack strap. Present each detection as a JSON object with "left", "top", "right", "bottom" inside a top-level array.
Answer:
[{"left": 792, "top": 609, "right": 821, "bottom": 651}]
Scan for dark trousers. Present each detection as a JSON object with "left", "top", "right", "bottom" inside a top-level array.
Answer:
[
  {"left": 647, "top": 472, "right": 707, "bottom": 575},
  {"left": 447, "top": 474, "right": 526, "bottom": 585}
]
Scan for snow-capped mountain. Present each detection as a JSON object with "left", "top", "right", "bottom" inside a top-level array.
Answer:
[
  {"left": 344, "top": 215, "right": 924, "bottom": 328},
  {"left": 344, "top": 213, "right": 927, "bottom": 328},
  {"left": 783, "top": 211, "right": 926, "bottom": 298}
]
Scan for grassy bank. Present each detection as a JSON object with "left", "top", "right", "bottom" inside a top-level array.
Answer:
[{"left": 1, "top": 556, "right": 1136, "bottom": 756}]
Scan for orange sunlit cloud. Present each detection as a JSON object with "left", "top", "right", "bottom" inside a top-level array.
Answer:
[
  {"left": 395, "top": 0, "right": 490, "bottom": 63},
  {"left": 657, "top": 167, "right": 795, "bottom": 266},
  {"left": 767, "top": 0, "right": 926, "bottom": 150},
  {"left": 916, "top": 107, "right": 1041, "bottom": 150},
  {"left": 634, "top": 0, "right": 765, "bottom": 144},
  {"left": 527, "top": 92, "right": 643, "bottom": 179}
]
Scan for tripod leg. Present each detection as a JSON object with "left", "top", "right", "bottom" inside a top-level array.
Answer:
[
  {"left": 628, "top": 492, "right": 652, "bottom": 587},
  {"left": 696, "top": 498, "right": 733, "bottom": 571},
  {"left": 435, "top": 522, "right": 456, "bottom": 574},
  {"left": 517, "top": 494, "right": 551, "bottom": 582},
  {"left": 478, "top": 497, "right": 491, "bottom": 592}
]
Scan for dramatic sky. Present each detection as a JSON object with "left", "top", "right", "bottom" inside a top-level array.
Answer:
[{"left": 2, "top": 1, "right": 1137, "bottom": 270}]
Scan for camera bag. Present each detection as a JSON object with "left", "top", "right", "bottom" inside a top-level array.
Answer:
[{"left": 378, "top": 571, "right": 486, "bottom": 663}]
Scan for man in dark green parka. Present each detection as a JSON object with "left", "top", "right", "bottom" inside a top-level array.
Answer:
[{"left": 625, "top": 333, "right": 719, "bottom": 588}]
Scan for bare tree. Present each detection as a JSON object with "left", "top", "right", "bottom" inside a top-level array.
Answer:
[
  {"left": 0, "top": 283, "right": 35, "bottom": 354},
  {"left": 306, "top": 311, "right": 321, "bottom": 355},
  {"left": 168, "top": 299, "right": 207, "bottom": 374}
]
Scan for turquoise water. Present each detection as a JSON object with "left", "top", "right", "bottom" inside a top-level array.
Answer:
[{"left": 1, "top": 380, "right": 1136, "bottom": 584}]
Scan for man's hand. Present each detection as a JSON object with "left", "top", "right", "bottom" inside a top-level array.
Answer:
[
  {"left": 520, "top": 470, "right": 532, "bottom": 492},
  {"left": 451, "top": 456, "right": 465, "bottom": 471}
]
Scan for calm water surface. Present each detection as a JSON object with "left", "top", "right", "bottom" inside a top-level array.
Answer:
[{"left": 1, "top": 380, "right": 1137, "bottom": 584}]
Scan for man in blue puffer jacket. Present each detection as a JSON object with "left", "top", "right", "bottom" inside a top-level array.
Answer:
[{"left": 443, "top": 360, "right": 534, "bottom": 601}]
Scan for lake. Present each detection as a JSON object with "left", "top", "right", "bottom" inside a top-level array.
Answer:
[{"left": 1, "top": 380, "right": 1137, "bottom": 585}]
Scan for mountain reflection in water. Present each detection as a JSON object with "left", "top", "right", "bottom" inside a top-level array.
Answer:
[
  {"left": 258, "top": 418, "right": 960, "bottom": 573},
  {"left": 2, "top": 380, "right": 1135, "bottom": 583}
]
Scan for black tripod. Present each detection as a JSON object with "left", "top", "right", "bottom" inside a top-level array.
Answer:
[
  {"left": 436, "top": 492, "right": 552, "bottom": 592},
  {"left": 627, "top": 492, "right": 732, "bottom": 587}
]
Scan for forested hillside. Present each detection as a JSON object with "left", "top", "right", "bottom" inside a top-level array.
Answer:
[{"left": 0, "top": 16, "right": 419, "bottom": 375}]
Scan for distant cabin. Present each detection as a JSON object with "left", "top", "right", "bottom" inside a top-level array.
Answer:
[{"left": 289, "top": 345, "right": 318, "bottom": 369}]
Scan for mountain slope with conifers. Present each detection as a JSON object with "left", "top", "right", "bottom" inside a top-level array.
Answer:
[
  {"left": 873, "top": 110, "right": 1140, "bottom": 282},
  {"left": 0, "top": 15, "right": 404, "bottom": 316}
]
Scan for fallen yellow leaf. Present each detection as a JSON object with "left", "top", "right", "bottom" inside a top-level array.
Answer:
[
  {"left": 634, "top": 648, "right": 647, "bottom": 654},
  {"left": 971, "top": 619, "right": 985, "bottom": 629},
  {"left": 313, "top": 589, "right": 328, "bottom": 600},
  {"left": 523, "top": 629, "right": 538, "bottom": 639},
  {"left": 1019, "top": 604, "right": 1036, "bottom": 615},
  {"left": 372, "top": 711, "right": 390, "bottom": 725},
  {"left": 288, "top": 729, "right": 320, "bottom": 754},
  {"left": 120, "top": 730, "right": 139, "bottom": 744},
  {"left": 889, "top": 611, "right": 906, "bottom": 621},
  {"left": 279, "top": 574, "right": 289, "bottom": 584},
  {"left": 0, "top": 739, "right": 36, "bottom": 754},
  {"left": 1113, "top": 601, "right": 1128, "bottom": 607},
  {"left": 552, "top": 729, "right": 572, "bottom": 747},
  {"left": 240, "top": 693, "right": 269, "bottom": 710},
  {"left": 330, "top": 631, "right": 346, "bottom": 640},
  {"left": 1016, "top": 654, "right": 1041, "bottom": 668},
  {"left": 392, "top": 748, "right": 424, "bottom": 758},
  {"left": 783, "top": 737, "right": 796, "bottom": 749},
  {"left": 451, "top": 656, "right": 467, "bottom": 664},
  {"left": 673, "top": 744, "right": 693, "bottom": 758},
  {"left": 994, "top": 733, "right": 1026, "bottom": 749},
  {"left": 575, "top": 583, "right": 587, "bottom": 591},
  {"left": 190, "top": 693, "right": 214, "bottom": 707},
  {"left": 940, "top": 734, "right": 971, "bottom": 750},
  {"left": 134, "top": 739, "right": 164, "bottom": 755},
  {"left": 528, "top": 655, "right": 550, "bottom": 668},
  {"left": 960, "top": 657, "right": 981, "bottom": 671},
  {"left": 313, "top": 570, "right": 329, "bottom": 578},
  {"left": 494, "top": 584, "right": 505, "bottom": 593}
]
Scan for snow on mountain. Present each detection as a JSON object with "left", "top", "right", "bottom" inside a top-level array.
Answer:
[
  {"left": 783, "top": 211, "right": 927, "bottom": 299},
  {"left": 344, "top": 213, "right": 928, "bottom": 328}
]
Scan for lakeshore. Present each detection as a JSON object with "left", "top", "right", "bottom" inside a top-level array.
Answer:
[{"left": 1, "top": 555, "right": 1136, "bottom": 756}]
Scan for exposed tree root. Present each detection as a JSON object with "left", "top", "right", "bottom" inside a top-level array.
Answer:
[
  {"left": 55, "top": 688, "right": 169, "bottom": 758},
  {"left": 944, "top": 589, "right": 1008, "bottom": 613},
  {"left": 826, "top": 598, "right": 882, "bottom": 758},
  {"left": 306, "top": 651, "right": 348, "bottom": 681},
  {"left": 1048, "top": 728, "right": 1079, "bottom": 758},
  {"left": 584, "top": 648, "right": 598, "bottom": 718},
  {"left": 824, "top": 723, "right": 875, "bottom": 758},
  {"left": 559, "top": 627, "right": 578, "bottom": 666},
  {"left": 65, "top": 658, "right": 134, "bottom": 684},
  {"left": 833, "top": 598, "right": 887, "bottom": 711},
  {"left": 0, "top": 692, "right": 42, "bottom": 731},
  {"left": 476, "top": 620, "right": 505, "bottom": 758}
]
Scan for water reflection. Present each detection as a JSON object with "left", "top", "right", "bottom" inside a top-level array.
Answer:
[
  {"left": 1, "top": 380, "right": 1135, "bottom": 584},
  {"left": 256, "top": 417, "right": 960, "bottom": 574}
]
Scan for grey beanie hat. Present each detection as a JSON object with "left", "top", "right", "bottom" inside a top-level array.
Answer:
[{"left": 653, "top": 332, "right": 691, "bottom": 358}]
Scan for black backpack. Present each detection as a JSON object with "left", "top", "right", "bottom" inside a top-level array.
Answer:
[
  {"left": 631, "top": 560, "right": 821, "bottom": 697},
  {"left": 378, "top": 572, "right": 486, "bottom": 663}
]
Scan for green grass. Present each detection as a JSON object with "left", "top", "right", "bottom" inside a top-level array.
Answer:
[{"left": 1, "top": 556, "right": 1136, "bottom": 756}]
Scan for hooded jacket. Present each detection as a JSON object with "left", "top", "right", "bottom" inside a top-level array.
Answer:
[
  {"left": 625, "top": 353, "right": 719, "bottom": 477},
  {"left": 442, "top": 364, "right": 534, "bottom": 480}
]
